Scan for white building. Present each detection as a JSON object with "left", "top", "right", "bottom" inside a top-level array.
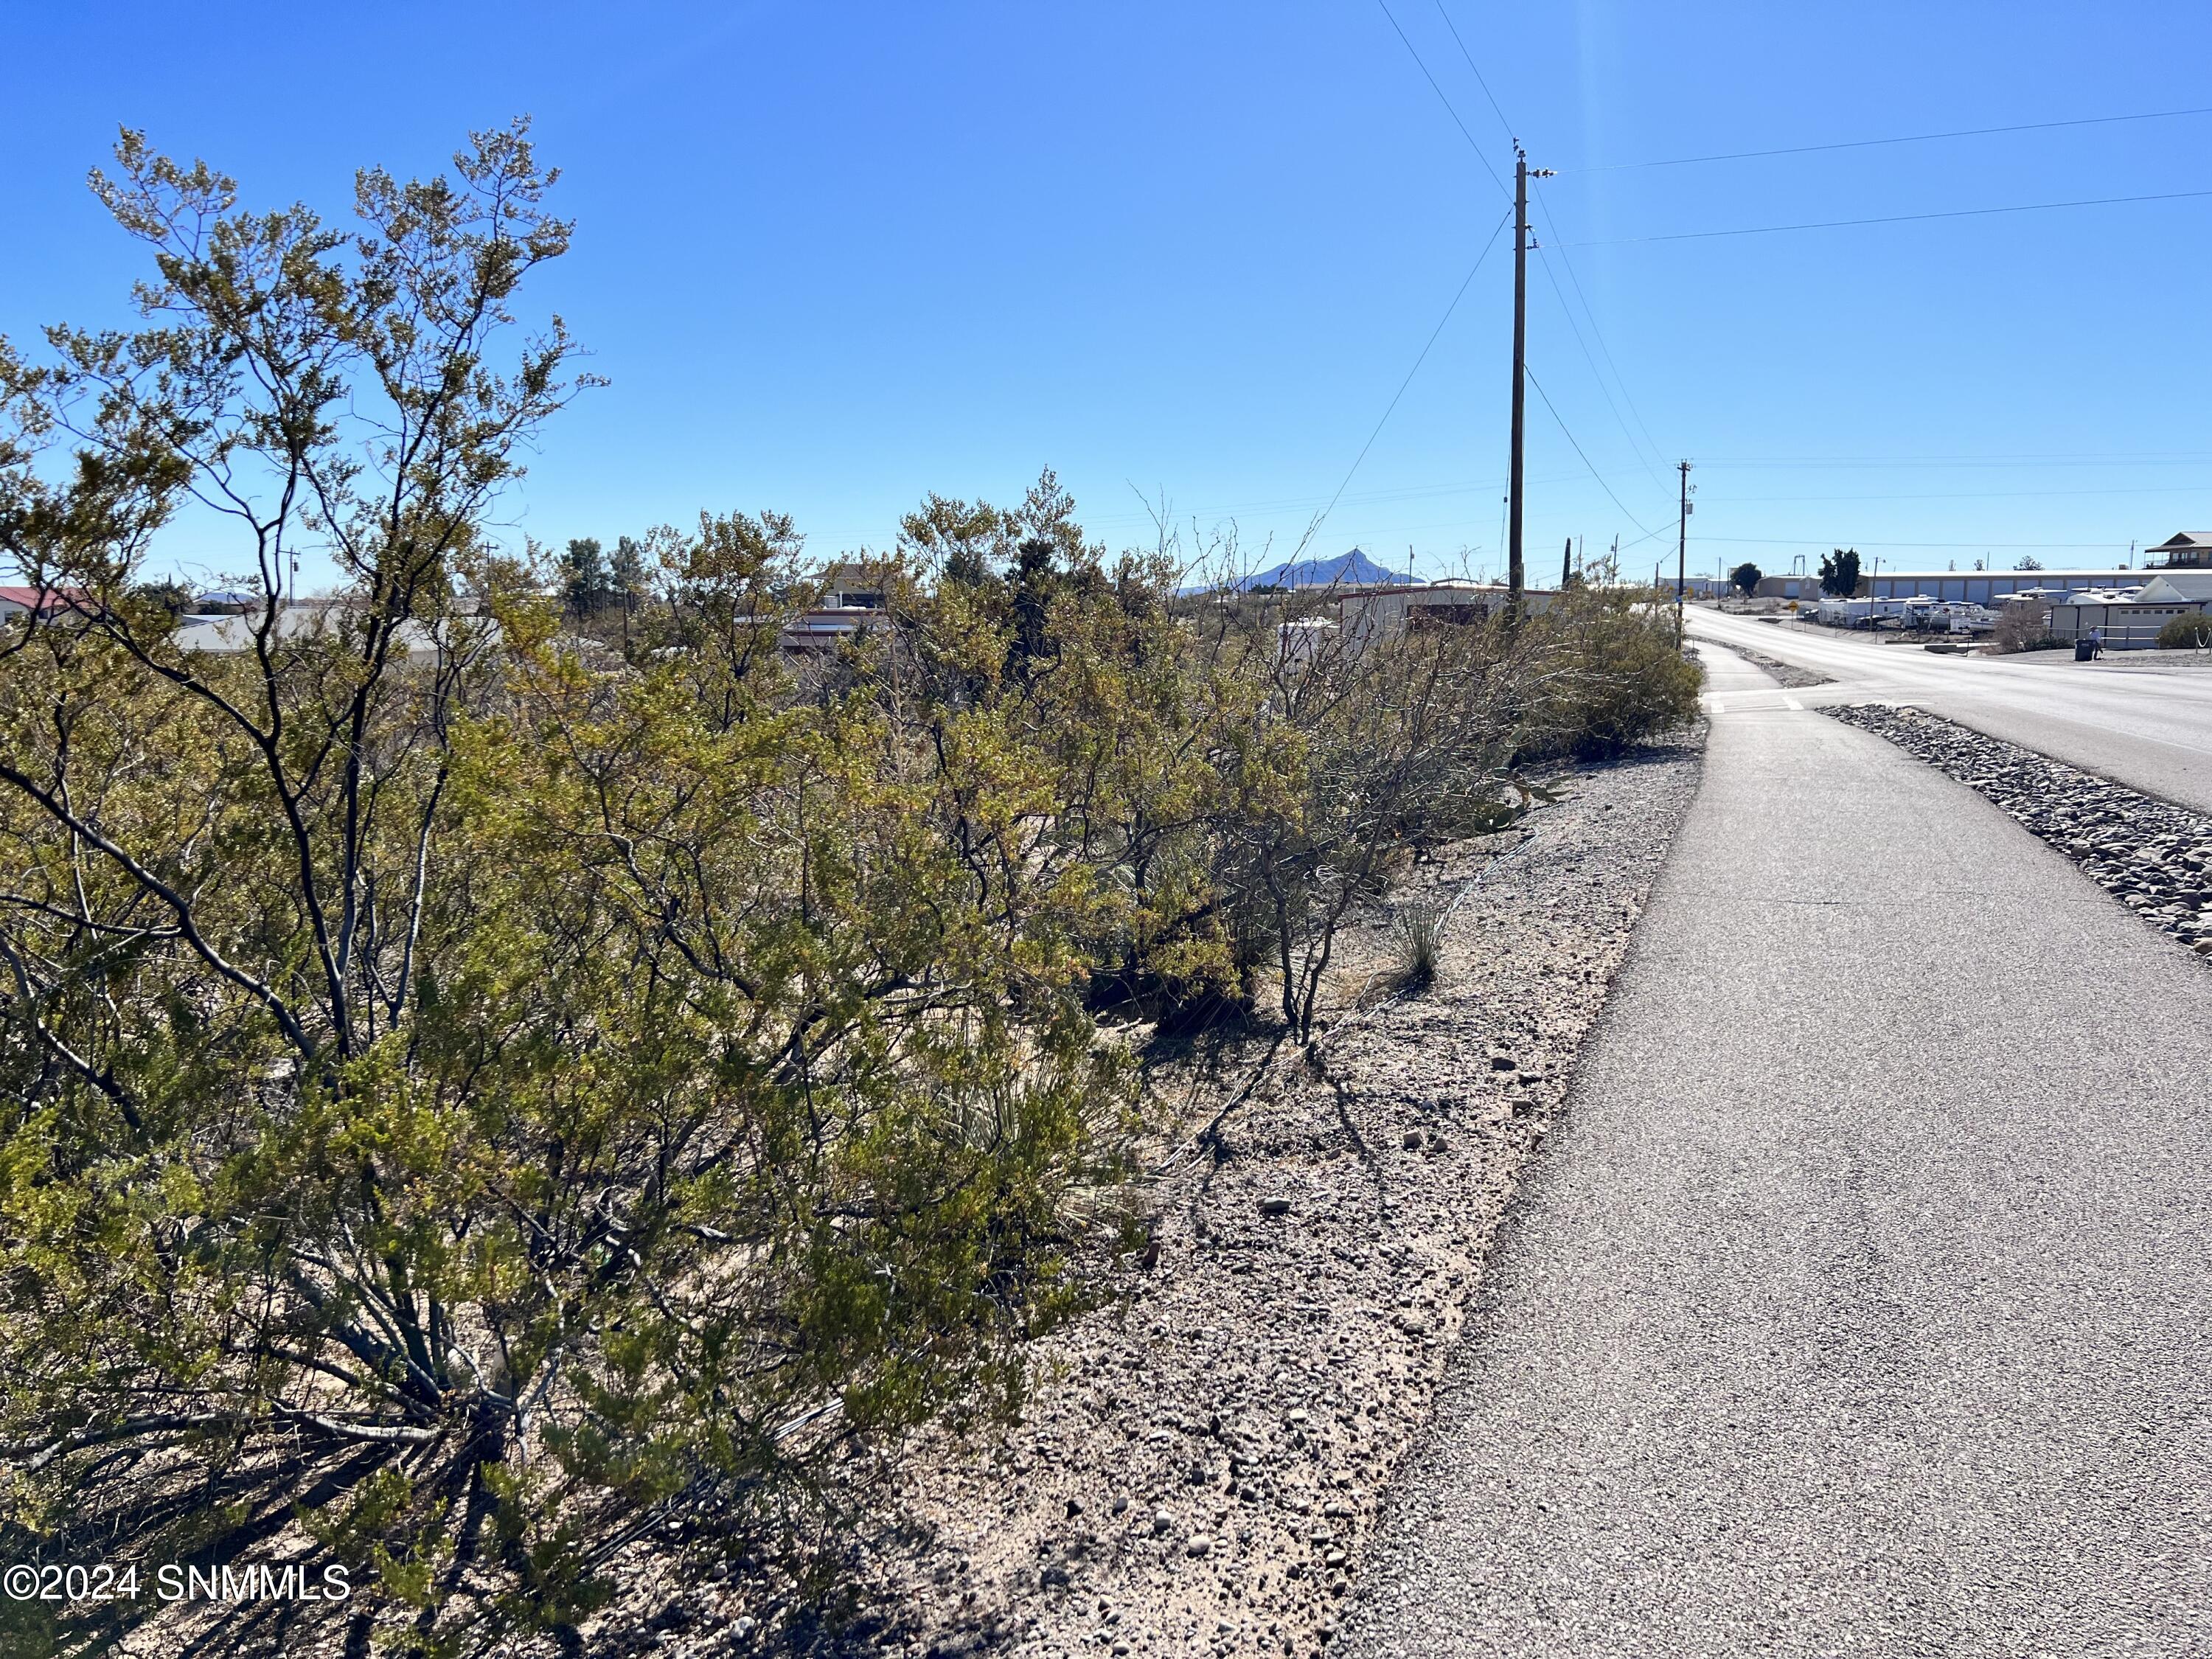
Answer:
[
  {"left": 1337, "top": 582, "right": 1559, "bottom": 650},
  {"left": 0, "top": 584, "right": 90, "bottom": 622},
  {"left": 2045, "top": 575, "right": 2209, "bottom": 650}
]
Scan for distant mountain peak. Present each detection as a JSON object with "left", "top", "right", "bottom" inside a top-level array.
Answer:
[{"left": 1233, "top": 548, "right": 1409, "bottom": 591}]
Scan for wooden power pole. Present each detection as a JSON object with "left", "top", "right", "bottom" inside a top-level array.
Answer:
[
  {"left": 1506, "top": 148, "right": 1553, "bottom": 621},
  {"left": 1675, "top": 459, "right": 1693, "bottom": 642},
  {"left": 1508, "top": 150, "right": 1529, "bottom": 620}
]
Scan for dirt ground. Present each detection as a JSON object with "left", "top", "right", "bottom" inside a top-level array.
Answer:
[{"left": 771, "top": 735, "right": 1708, "bottom": 1659}]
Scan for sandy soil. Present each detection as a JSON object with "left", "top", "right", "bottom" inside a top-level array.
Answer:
[{"left": 788, "top": 737, "right": 1708, "bottom": 1659}]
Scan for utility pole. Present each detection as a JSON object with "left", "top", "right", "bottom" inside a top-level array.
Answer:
[
  {"left": 1675, "top": 459, "right": 1693, "bottom": 642},
  {"left": 1507, "top": 147, "right": 1555, "bottom": 622}
]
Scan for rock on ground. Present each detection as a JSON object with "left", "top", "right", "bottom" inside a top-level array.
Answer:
[
  {"left": 1718, "top": 639, "right": 1832, "bottom": 688},
  {"left": 1827, "top": 703, "right": 2212, "bottom": 961},
  {"left": 818, "top": 737, "right": 1706, "bottom": 1659}
]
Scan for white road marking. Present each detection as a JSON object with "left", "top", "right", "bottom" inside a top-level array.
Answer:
[{"left": 1783, "top": 696, "right": 1803, "bottom": 711}]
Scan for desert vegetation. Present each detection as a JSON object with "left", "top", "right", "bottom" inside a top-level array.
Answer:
[
  {"left": 1989, "top": 601, "right": 2061, "bottom": 653},
  {"left": 0, "top": 128, "right": 1698, "bottom": 1655},
  {"left": 2157, "top": 613, "right": 2212, "bottom": 650}
]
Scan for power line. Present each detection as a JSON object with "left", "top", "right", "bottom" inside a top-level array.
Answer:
[
  {"left": 1531, "top": 214, "right": 1669, "bottom": 470},
  {"left": 1531, "top": 241, "right": 1666, "bottom": 486},
  {"left": 1697, "top": 481, "right": 2212, "bottom": 504},
  {"left": 1569, "top": 187, "right": 2212, "bottom": 246},
  {"left": 1617, "top": 519, "right": 1677, "bottom": 552},
  {"left": 1523, "top": 362, "right": 1660, "bottom": 535},
  {"left": 1371, "top": 0, "right": 1512, "bottom": 201},
  {"left": 1312, "top": 209, "right": 1517, "bottom": 540},
  {"left": 1429, "top": 0, "right": 1517, "bottom": 146},
  {"left": 1088, "top": 458, "right": 2212, "bottom": 535},
  {"left": 1571, "top": 105, "right": 2212, "bottom": 174},
  {"left": 1414, "top": 7, "right": 1674, "bottom": 493},
  {"left": 1701, "top": 452, "right": 2212, "bottom": 470}
]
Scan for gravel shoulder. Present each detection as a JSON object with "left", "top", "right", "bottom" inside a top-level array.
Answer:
[
  {"left": 1826, "top": 703, "right": 2212, "bottom": 961},
  {"left": 1709, "top": 640, "right": 1832, "bottom": 688},
  {"left": 829, "top": 737, "right": 1706, "bottom": 1659}
]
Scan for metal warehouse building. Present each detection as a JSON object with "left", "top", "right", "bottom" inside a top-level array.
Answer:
[{"left": 1861, "top": 568, "right": 2149, "bottom": 604}]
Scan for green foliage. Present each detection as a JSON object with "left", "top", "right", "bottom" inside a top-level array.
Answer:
[
  {"left": 1989, "top": 602, "right": 2060, "bottom": 654},
  {"left": 1516, "top": 585, "right": 1705, "bottom": 762},
  {"left": 0, "top": 126, "right": 1708, "bottom": 1658},
  {"left": 1729, "top": 562, "right": 1761, "bottom": 598},
  {"left": 2158, "top": 611, "right": 2212, "bottom": 649},
  {"left": 558, "top": 535, "right": 614, "bottom": 615},
  {"left": 1389, "top": 899, "right": 1446, "bottom": 990},
  {"left": 125, "top": 577, "right": 194, "bottom": 616},
  {"left": 1818, "top": 547, "right": 1862, "bottom": 598},
  {"left": 558, "top": 535, "right": 648, "bottom": 624},
  {"left": 0, "top": 124, "right": 1123, "bottom": 1657}
]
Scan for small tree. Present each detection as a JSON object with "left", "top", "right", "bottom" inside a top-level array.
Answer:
[
  {"left": 2014, "top": 556, "right": 2044, "bottom": 571},
  {"left": 1818, "top": 547, "right": 1862, "bottom": 598},
  {"left": 1730, "top": 562, "right": 1762, "bottom": 598},
  {"left": 558, "top": 533, "right": 616, "bottom": 616},
  {"left": 127, "top": 576, "right": 195, "bottom": 616}
]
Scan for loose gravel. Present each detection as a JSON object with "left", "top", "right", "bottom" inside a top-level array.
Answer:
[
  {"left": 1826, "top": 703, "right": 2212, "bottom": 960},
  {"left": 1722, "top": 639, "right": 1832, "bottom": 688},
  {"left": 768, "top": 740, "right": 1705, "bottom": 1659}
]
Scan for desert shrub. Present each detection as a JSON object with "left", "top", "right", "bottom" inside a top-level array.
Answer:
[
  {"left": 1989, "top": 602, "right": 2060, "bottom": 653},
  {"left": 0, "top": 132, "right": 1137, "bottom": 1658},
  {"left": 2158, "top": 612, "right": 2212, "bottom": 649},
  {"left": 1517, "top": 586, "right": 1704, "bottom": 761},
  {"left": 0, "top": 128, "right": 1724, "bottom": 1658}
]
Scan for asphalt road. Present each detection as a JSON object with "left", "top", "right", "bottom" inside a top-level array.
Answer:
[
  {"left": 1686, "top": 606, "right": 2212, "bottom": 815},
  {"left": 1340, "top": 646, "right": 2212, "bottom": 1656}
]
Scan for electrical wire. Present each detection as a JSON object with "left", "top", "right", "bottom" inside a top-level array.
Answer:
[
  {"left": 1523, "top": 363, "right": 1663, "bottom": 535},
  {"left": 1695, "top": 481, "right": 2212, "bottom": 505},
  {"left": 1312, "top": 208, "right": 1517, "bottom": 541},
  {"left": 1531, "top": 243, "right": 1666, "bottom": 487},
  {"left": 1429, "top": 0, "right": 1517, "bottom": 147},
  {"left": 1571, "top": 105, "right": 2212, "bottom": 173},
  {"left": 1569, "top": 187, "right": 2212, "bottom": 246},
  {"left": 1371, "top": 0, "right": 1512, "bottom": 201},
  {"left": 1693, "top": 535, "right": 2143, "bottom": 551},
  {"left": 1699, "top": 451, "right": 2212, "bottom": 469},
  {"left": 1532, "top": 211, "right": 1669, "bottom": 469},
  {"left": 1418, "top": 3, "right": 1675, "bottom": 493}
]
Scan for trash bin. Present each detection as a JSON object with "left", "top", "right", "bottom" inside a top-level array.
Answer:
[{"left": 2074, "top": 639, "right": 2098, "bottom": 661}]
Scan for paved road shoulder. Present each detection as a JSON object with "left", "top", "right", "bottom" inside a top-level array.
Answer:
[{"left": 1340, "top": 647, "right": 2212, "bottom": 1656}]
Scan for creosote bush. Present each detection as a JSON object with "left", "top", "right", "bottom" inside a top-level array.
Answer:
[
  {"left": 0, "top": 128, "right": 1703, "bottom": 1657},
  {"left": 1515, "top": 584, "right": 1705, "bottom": 762},
  {"left": 1989, "top": 603, "right": 2061, "bottom": 654},
  {"left": 2157, "top": 612, "right": 2212, "bottom": 650}
]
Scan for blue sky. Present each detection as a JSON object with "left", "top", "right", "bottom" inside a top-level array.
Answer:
[{"left": 6, "top": 1, "right": 2210, "bottom": 588}]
